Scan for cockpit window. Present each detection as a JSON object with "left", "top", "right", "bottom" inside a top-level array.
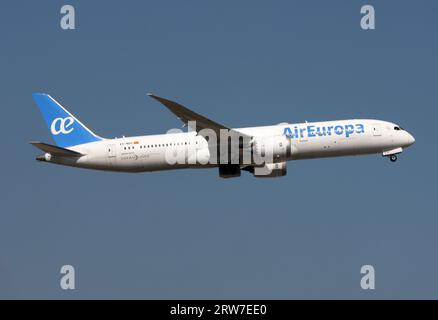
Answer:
[{"left": 394, "top": 126, "right": 400, "bottom": 130}]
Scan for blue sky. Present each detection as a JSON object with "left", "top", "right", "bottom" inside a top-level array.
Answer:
[{"left": 0, "top": 0, "right": 437, "bottom": 298}]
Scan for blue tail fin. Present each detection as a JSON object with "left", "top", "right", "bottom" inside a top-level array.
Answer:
[{"left": 32, "top": 93, "right": 103, "bottom": 148}]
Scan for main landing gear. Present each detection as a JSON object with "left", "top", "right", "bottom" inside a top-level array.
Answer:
[{"left": 389, "top": 154, "right": 397, "bottom": 162}]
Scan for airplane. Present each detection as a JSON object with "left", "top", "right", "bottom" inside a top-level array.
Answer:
[{"left": 30, "top": 93, "right": 415, "bottom": 178}]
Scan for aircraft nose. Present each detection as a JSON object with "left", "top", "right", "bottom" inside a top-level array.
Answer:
[{"left": 406, "top": 132, "right": 415, "bottom": 146}]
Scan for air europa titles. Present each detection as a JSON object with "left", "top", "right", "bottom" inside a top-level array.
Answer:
[{"left": 283, "top": 123, "right": 365, "bottom": 139}]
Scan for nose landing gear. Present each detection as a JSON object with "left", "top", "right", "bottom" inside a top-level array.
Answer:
[{"left": 383, "top": 148, "right": 402, "bottom": 163}]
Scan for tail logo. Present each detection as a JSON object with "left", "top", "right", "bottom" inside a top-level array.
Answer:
[{"left": 51, "top": 117, "right": 75, "bottom": 135}]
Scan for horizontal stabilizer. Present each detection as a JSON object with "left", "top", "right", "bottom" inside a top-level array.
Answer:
[{"left": 30, "top": 141, "right": 83, "bottom": 157}]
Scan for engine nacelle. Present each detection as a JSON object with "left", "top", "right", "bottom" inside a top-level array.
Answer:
[
  {"left": 218, "top": 164, "right": 241, "bottom": 178},
  {"left": 252, "top": 135, "right": 291, "bottom": 163},
  {"left": 253, "top": 162, "right": 287, "bottom": 178}
]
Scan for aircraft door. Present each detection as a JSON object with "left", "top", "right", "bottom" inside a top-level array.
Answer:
[
  {"left": 107, "top": 144, "right": 117, "bottom": 165},
  {"left": 373, "top": 123, "right": 381, "bottom": 136}
]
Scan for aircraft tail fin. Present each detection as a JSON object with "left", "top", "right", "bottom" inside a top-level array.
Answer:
[{"left": 32, "top": 93, "right": 103, "bottom": 148}]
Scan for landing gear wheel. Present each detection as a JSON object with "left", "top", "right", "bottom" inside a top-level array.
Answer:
[{"left": 390, "top": 155, "right": 397, "bottom": 162}]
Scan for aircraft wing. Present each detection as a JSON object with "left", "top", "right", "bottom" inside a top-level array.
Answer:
[
  {"left": 30, "top": 141, "right": 83, "bottom": 157},
  {"left": 147, "top": 94, "right": 251, "bottom": 141}
]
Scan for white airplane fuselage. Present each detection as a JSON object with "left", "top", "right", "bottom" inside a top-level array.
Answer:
[{"left": 42, "top": 119, "right": 415, "bottom": 173}]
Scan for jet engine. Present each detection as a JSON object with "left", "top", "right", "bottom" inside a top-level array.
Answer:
[
  {"left": 252, "top": 135, "right": 292, "bottom": 163},
  {"left": 218, "top": 164, "right": 241, "bottom": 178}
]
